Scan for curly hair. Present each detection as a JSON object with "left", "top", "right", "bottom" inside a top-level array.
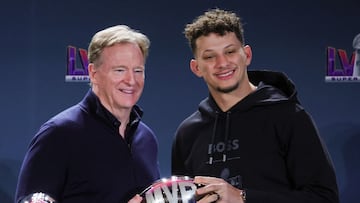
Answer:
[{"left": 184, "top": 8, "right": 245, "bottom": 54}]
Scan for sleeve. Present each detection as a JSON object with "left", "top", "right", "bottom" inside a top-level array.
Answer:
[
  {"left": 15, "top": 123, "right": 68, "bottom": 203},
  {"left": 132, "top": 122, "right": 161, "bottom": 184},
  {"left": 246, "top": 108, "right": 340, "bottom": 203}
]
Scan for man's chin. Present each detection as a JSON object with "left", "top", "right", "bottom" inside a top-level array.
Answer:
[{"left": 216, "top": 83, "right": 239, "bottom": 93}]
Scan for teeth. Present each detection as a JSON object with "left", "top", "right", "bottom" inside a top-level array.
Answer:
[
  {"left": 122, "top": 89, "right": 134, "bottom": 94},
  {"left": 218, "top": 71, "right": 233, "bottom": 77}
]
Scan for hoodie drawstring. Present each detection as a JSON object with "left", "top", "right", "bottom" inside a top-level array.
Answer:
[
  {"left": 223, "top": 111, "right": 231, "bottom": 162},
  {"left": 209, "top": 111, "right": 231, "bottom": 164},
  {"left": 209, "top": 111, "right": 219, "bottom": 165}
]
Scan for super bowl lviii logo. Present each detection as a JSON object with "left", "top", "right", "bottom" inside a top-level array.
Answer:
[
  {"left": 325, "top": 33, "right": 360, "bottom": 82},
  {"left": 65, "top": 46, "right": 89, "bottom": 82}
]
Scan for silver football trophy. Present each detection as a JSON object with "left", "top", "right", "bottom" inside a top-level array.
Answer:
[
  {"left": 353, "top": 33, "right": 360, "bottom": 77},
  {"left": 20, "top": 192, "right": 56, "bottom": 203},
  {"left": 140, "top": 176, "right": 201, "bottom": 203}
]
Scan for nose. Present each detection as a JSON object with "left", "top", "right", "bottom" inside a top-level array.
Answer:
[
  {"left": 216, "top": 54, "right": 229, "bottom": 68},
  {"left": 124, "top": 71, "right": 136, "bottom": 85}
]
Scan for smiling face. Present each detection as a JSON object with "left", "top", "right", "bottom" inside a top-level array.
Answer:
[
  {"left": 89, "top": 42, "right": 145, "bottom": 113},
  {"left": 190, "top": 32, "right": 252, "bottom": 96}
]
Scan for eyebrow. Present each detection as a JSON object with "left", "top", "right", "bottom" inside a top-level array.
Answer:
[{"left": 202, "top": 44, "right": 237, "bottom": 53}]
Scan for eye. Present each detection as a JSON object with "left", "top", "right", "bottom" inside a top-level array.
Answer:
[
  {"left": 203, "top": 55, "right": 215, "bottom": 60},
  {"left": 115, "top": 68, "right": 125, "bottom": 72},
  {"left": 225, "top": 49, "right": 236, "bottom": 55},
  {"left": 134, "top": 68, "right": 144, "bottom": 73}
]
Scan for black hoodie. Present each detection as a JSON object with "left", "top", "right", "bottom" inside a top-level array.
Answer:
[{"left": 172, "top": 70, "right": 339, "bottom": 203}]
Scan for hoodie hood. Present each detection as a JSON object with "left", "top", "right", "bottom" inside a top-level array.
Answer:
[
  {"left": 198, "top": 70, "right": 300, "bottom": 116},
  {"left": 248, "top": 70, "right": 299, "bottom": 104},
  {"left": 197, "top": 70, "right": 300, "bottom": 164}
]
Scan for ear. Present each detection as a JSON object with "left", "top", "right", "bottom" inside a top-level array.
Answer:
[
  {"left": 88, "top": 63, "right": 97, "bottom": 84},
  {"left": 243, "top": 45, "right": 253, "bottom": 66},
  {"left": 190, "top": 59, "right": 202, "bottom": 77}
]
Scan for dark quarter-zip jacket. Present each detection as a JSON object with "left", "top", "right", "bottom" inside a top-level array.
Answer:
[{"left": 16, "top": 89, "right": 160, "bottom": 203}]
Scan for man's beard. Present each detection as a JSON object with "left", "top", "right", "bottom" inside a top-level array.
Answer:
[{"left": 216, "top": 82, "right": 239, "bottom": 93}]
